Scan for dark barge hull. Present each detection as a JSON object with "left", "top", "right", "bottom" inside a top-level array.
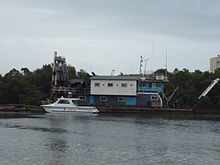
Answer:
[
  {"left": 97, "top": 106, "right": 220, "bottom": 115},
  {"left": 97, "top": 106, "right": 193, "bottom": 114}
]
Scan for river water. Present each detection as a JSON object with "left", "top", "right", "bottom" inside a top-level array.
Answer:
[{"left": 0, "top": 112, "right": 220, "bottom": 165}]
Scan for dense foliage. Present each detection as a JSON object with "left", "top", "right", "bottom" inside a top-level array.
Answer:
[
  {"left": 0, "top": 65, "right": 52, "bottom": 105},
  {"left": 0, "top": 65, "right": 219, "bottom": 109},
  {"left": 0, "top": 65, "right": 90, "bottom": 105},
  {"left": 155, "top": 68, "right": 220, "bottom": 109}
]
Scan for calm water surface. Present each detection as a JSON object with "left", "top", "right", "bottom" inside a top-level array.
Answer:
[{"left": 0, "top": 112, "right": 220, "bottom": 165}]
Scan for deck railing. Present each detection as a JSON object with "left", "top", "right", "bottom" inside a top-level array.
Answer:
[{"left": 51, "top": 87, "right": 90, "bottom": 94}]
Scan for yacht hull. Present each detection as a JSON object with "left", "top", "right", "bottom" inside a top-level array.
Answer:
[{"left": 41, "top": 105, "right": 99, "bottom": 113}]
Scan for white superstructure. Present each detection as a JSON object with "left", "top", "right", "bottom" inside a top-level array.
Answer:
[{"left": 90, "top": 76, "right": 139, "bottom": 96}]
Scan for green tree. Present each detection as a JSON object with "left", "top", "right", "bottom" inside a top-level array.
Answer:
[
  {"left": 30, "top": 64, "right": 52, "bottom": 98},
  {"left": 68, "top": 65, "right": 77, "bottom": 79}
]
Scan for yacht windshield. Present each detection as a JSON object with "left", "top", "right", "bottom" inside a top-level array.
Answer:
[
  {"left": 72, "top": 100, "right": 78, "bottom": 105},
  {"left": 57, "top": 100, "right": 70, "bottom": 104}
]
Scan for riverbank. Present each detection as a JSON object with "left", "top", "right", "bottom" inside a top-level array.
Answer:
[{"left": 0, "top": 104, "right": 45, "bottom": 113}]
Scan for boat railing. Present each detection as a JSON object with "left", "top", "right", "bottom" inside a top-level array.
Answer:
[{"left": 51, "top": 87, "right": 90, "bottom": 94}]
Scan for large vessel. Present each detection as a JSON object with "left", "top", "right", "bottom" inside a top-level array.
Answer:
[
  {"left": 41, "top": 97, "right": 99, "bottom": 113},
  {"left": 43, "top": 52, "right": 220, "bottom": 114},
  {"left": 50, "top": 52, "right": 167, "bottom": 109}
]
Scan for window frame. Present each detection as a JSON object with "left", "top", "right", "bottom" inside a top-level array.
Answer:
[
  {"left": 121, "top": 83, "right": 127, "bottom": 88},
  {"left": 95, "top": 83, "right": 100, "bottom": 87},
  {"left": 100, "top": 96, "right": 107, "bottom": 102},
  {"left": 79, "top": 96, "right": 86, "bottom": 101},
  {"left": 151, "top": 95, "right": 159, "bottom": 101},
  {"left": 108, "top": 83, "right": 113, "bottom": 87},
  {"left": 152, "top": 83, "right": 157, "bottom": 88},
  {"left": 118, "top": 97, "right": 125, "bottom": 102},
  {"left": 57, "top": 100, "right": 70, "bottom": 104}
]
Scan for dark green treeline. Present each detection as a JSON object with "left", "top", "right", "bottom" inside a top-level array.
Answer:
[
  {"left": 0, "top": 65, "right": 89, "bottom": 105},
  {"left": 0, "top": 65, "right": 220, "bottom": 109},
  {"left": 156, "top": 68, "right": 220, "bottom": 109}
]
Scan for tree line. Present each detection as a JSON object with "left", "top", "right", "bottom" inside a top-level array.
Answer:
[
  {"left": 0, "top": 65, "right": 220, "bottom": 109},
  {"left": 0, "top": 65, "right": 88, "bottom": 105},
  {"left": 155, "top": 68, "right": 220, "bottom": 109}
]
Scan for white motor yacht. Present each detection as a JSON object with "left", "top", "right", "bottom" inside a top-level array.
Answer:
[{"left": 41, "top": 97, "right": 99, "bottom": 113}]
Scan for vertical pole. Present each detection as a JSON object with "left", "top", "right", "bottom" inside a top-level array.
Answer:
[
  {"left": 165, "top": 50, "right": 168, "bottom": 80},
  {"left": 139, "top": 56, "right": 143, "bottom": 76},
  {"left": 144, "top": 58, "right": 149, "bottom": 76}
]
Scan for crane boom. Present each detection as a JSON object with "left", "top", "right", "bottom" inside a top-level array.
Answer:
[{"left": 198, "top": 78, "right": 219, "bottom": 100}]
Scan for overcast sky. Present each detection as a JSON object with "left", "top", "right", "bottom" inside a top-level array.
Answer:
[{"left": 0, "top": 0, "right": 220, "bottom": 75}]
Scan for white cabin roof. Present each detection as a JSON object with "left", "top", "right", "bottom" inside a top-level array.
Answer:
[{"left": 59, "top": 97, "right": 80, "bottom": 101}]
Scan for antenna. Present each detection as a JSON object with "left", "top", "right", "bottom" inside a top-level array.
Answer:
[
  {"left": 151, "top": 33, "right": 155, "bottom": 72},
  {"left": 165, "top": 50, "right": 168, "bottom": 79},
  {"left": 144, "top": 58, "right": 149, "bottom": 75},
  {"left": 139, "top": 56, "right": 144, "bottom": 76}
]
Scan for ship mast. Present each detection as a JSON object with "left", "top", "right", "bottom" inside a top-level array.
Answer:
[{"left": 139, "top": 56, "right": 144, "bottom": 77}]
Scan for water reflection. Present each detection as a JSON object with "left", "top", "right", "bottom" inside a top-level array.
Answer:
[
  {"left": 44, "top": 113, "right": 96, "bottom": 165},
  {"left": 45, "top": 137, "right": 68, "bottom": 165},
  {"left": 0, "top": 112, "right": 220, "bottom": 165},
  {"left": 0, "top": 122, "right": 67, "bottom": 133}
]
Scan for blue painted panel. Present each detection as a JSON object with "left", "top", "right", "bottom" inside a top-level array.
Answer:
[
  {"left": 126, "top": 97, "right": 136, "bottom": 105},
  {"left": 145, "top": 82, "right": 149, "bottom": 87},
  {"left": 138, "top": 87, "right": 164, "bottom": 93},
  {"left": 90, "top": 96, "right": 94, "bottom": 104}
]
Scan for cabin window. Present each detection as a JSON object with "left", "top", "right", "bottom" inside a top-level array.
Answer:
[
  {"left": 118, "top": 97, "right": 125, "bottom": 102},
  {"left": 108, "top": 83, "right": 113, "bottom": 87},
  {"left": 121, "top": 83, "right": 127, "bottom": 87},
  {"left": 100, "top": 96, "right": 107, "bottom": 101},
  {"left": 71, "top": 100, "right": 78, "bottom": 105},
  {"left": 58, "top": 100, "right": 70, "bottom": 104},
  {"left": 95, "top": 83, "right": 100, "bottom": 87},
  {"left": 79, "top": 96, "right": 86, "bottom": 101},
  {"left": 151, "top": 96, "right": 159, "bottom": 101},
  {"left": 157, "top": 83, "right": 163, "bottom": 87},
  {"left": 152, "top": 83, "right": 156, "bottom": 88}
]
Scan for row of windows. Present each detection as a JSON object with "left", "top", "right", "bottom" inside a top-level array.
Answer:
[
  {"left": 57, "top": 95, "right": 159, "bottom": 103},
  {"left": 94, "top": 83, "right": 132, "bottom": 87},
  {"left": 141, "top": 83, "right": 163, "bottom": 88},
  {"left": 100, "top": 96, "right": 158, "bottom": 102},
  {"left": 100, "top": 96, "right": 125, "bottom": 102}
]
